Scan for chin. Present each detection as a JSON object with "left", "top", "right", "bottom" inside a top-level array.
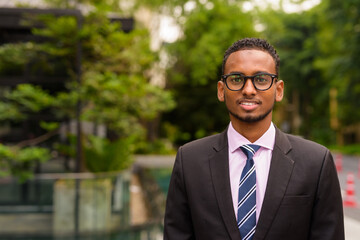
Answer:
[{"left": 229, "top": 109, "right": 272, "bottom": 123}]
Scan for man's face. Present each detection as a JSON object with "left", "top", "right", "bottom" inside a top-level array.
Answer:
[{"left": 217, "top": 49, "right": 284, "bottom": 124}]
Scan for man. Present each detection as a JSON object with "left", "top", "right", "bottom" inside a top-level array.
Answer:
[{"left": 163, "top": 38, "right": 344, "bottom": 240}]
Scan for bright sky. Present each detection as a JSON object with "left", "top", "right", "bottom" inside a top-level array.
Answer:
[
  {"left": 249, "top": 0, "right": 322, "bottom": 13},
  {"left": 0, "top": 0, "right": 44, "bottom": 6},
  {"left": 159, "top": 0, "right": 322, "bottom": 43},
  {"left": 0, "top": 0, "right": 321, "bottom": 43}
]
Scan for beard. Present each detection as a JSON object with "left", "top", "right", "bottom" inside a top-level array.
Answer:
[
  {"left": 225, "top": 97, "right": 275, "bottom": 123},
  {"left": 228, "top": 106, "right": 273, "bottom": 123}
]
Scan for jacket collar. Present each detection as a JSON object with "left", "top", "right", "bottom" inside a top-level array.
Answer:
[
  {"left": 209, "top": 129, "right": 242, "bottom": 239},
  {"left": 254, "top": 128, "right": 294, "bottom": 240}
]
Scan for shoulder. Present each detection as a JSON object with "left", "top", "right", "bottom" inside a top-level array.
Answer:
[
  {"left": 180, "top": 131, "right": 226, "bottom": 154},
  {"left": 172, "top": 132, "right": 226, "bottom": 174},
  {"left": 286, "top": 133, "right": 328, "bottom": 153},
  {"left": 275, "top": 130, "right": 334, "bottom": 177},
  {"left": 276, "top": 129, "right": 331, "bottom": 162}
]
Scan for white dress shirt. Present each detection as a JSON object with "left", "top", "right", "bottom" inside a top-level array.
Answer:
[{"left": 227, "top": 122, "right": 276, "bottom": 222}]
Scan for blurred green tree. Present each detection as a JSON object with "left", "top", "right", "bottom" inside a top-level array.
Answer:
[
  {"left": 315, "top": 0, "right": 360, "bottom": 144},
  {"left": 162, "top": 0, "right": 258, "bottom": 145},
  {"left": 0, "top": 2, "right": 174, "bottom": 176},
  {"left": 259, "top": 7, "right": 336, "bottom": 144},
  {"left": 135, "top": 0, "right": 359, "bottom": 147}
]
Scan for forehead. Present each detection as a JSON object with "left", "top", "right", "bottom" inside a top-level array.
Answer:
[{"left": 224, "top": 49, "right": 276, "bottom": 74}]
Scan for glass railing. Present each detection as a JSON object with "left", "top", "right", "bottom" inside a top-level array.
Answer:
[
  {"left": 0, "top": 171, "right": 132, "bottom": 239},
  {"left": 0, "top": 167, "right": 172, "bottom": 240}
]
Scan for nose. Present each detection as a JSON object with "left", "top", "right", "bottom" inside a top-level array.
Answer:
[{"left": 242, "top": 78, "right": 257, "bottom": 96}]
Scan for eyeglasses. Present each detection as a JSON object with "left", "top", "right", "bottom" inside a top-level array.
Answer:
[{"left": 221, "top": 73, "right": 278, "bottom": 91}]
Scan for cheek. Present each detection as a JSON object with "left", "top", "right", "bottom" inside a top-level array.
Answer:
[
  {"left": 220, "top": 87, "right": 236, "bottom": 104},
  {"left": 223, "top": 92, "right": 237, "bottom": 106}
]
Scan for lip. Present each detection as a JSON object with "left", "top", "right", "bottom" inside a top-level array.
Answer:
[{"left": 237, "top": 99, "right": 260, "bottom": 111}]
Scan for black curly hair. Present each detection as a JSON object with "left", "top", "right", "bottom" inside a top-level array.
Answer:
[{"left": 222, "top": 38, "right": 280, "bottom": 75}]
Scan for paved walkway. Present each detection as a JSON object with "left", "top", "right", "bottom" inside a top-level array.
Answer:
[
  {"left": 337, "top": 154, "right": 360, "bottom": 240},
  {"left": 129, "top": 173, "right": 149, "bottom": 225},
  {"left": 345, "top": 215, "right": 360, "bottom": 240}
]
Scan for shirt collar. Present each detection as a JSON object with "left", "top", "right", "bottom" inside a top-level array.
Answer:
[{"left": 227, "top": 122, "right": 276, "bottom": 153}]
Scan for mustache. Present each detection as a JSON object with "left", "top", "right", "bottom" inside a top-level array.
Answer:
[{"left": 235, "top": 98, "right": 262, "bottom": 105}]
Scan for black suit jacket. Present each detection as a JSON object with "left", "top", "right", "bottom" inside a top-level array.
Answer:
[{"left": 164, "top": 128, "right": 344, "bottom": 240}]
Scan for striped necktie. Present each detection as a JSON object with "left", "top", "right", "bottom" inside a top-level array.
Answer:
[{"left": 237, "top": 144, "right": 260, "bottom": 240}]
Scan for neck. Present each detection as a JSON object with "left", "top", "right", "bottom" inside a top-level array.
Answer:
[{"left": 230, "top": 116, "right": 272, "bottom": 143}]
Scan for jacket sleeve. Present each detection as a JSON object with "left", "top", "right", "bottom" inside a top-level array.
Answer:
[
  {"left": 308, "top": 150, "right": 345, "bottom": 240},
  {"left": 164, "top": 147, "right": 195, "bottom": 240}
]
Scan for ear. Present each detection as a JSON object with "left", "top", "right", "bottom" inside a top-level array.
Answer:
[
  {"left": 275, "top": 80, "right": 284, "bottom": 102},
  {"left": 217, "top": 81, "right": 225, "bottom": 102}
]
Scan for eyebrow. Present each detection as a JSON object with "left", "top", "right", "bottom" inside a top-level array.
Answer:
[{"left": 227, "top": 71, "right": 272, "bottom": 75}]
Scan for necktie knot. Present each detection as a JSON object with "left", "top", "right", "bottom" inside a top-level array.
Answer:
[{"left": 240, "top": 144, "right": 261, "bottom": 160}]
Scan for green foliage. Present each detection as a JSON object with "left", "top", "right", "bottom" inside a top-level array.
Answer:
[
  {"left": 329, "top": 144, "right": 360, "bottom": 156},
  {"left": 54, "top": 134, "right": 77, "bottom": 159},
  {"left": 164, "top": 0, "right": 258, "bottom": 144},
  {"left": 43, "top": 0, "right": 125, "bottom": 12},
  {"left": 2, "top": 0, "right": 360, "bottom": 184},
  {"left": 315, "top": 0, "right": 360, "bottom": 126},
  {"left": 84, "top": 135, "right": 134, "bottom": 172},
  {"left": 135, "top": 139, "right": 175, "bottom": 155},
  {"left": 40, "top": 121, "right": 60, "bottom": 131},
  {"left": 0, "top": 102, "right": 24, "bottom": 121},
  {"left": 0, "top": 83, "right": 72, "bottom": 124},
  {"left": 77, "top": 12, "right": 175, "bottom": 138},
  {"left": 0, "top": 1, "right": 176, "bottom": 178},
  {"left": 0, "top": 144, "right": 51, "bottom": 182},
  {"left": 163, "top": 0, "right": 359, "bottom": 146},
  {"left": 169, "top": 1, "right": 257, "bottom": 86},
  {"left": 259, "top": 8, "right": 331, "bottom": 141},
  {"left": 6, "top": 84, "right": 55, "bottom": 112},
  {"left": 0, "top": 43, "right": 37, "bottom": 76},
  {"left": 33, "top": 16, "right": 79, "bottom": 56},
  {"left": 81, "top": 71, "right": 174, "bottom": 137}
]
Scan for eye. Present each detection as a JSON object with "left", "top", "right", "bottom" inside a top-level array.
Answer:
[
  {"left": 228, "top": 75, "right": 244, "bottom": 84},
  {"left": 254, "top": 74, "right": 270, "bottom": 84}
]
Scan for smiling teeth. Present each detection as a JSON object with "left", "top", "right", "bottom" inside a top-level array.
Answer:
[{"left": 242, "top": 102, "right": 256, "bottom": 106}]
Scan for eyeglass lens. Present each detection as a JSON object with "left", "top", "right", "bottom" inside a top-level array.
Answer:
[{"left": 225, "top": 74, "right": 274, "bottom": 91}]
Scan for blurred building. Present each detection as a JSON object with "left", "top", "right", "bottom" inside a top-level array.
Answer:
[
  {"left": 0, "top": 7, "right": 133, "bottom": 169},
  {"left": 0, "top": 7, "right": 135, "bottom": 238}
]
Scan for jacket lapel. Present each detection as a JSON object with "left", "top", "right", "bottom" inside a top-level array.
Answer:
[
  {"left": 254, "top": 128, "right": 294, "bottom": 240},
  {"left": 209, "top": 130, "right": 242, "bottom": 240}
]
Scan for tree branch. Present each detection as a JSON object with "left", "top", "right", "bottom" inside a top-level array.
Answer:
[{"left": 16, "top": 128, "right": 60, "bottom": 148}]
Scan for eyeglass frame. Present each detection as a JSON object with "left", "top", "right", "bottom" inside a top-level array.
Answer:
[{"left": 221, "top": 72, "right": 278, "bottom": 91}]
